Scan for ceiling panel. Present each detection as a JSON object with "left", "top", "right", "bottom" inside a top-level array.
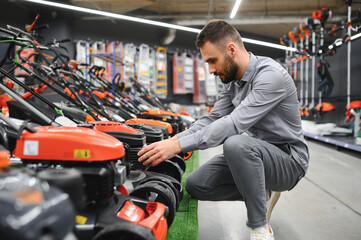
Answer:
[{"left": 70, "top": 0, "right": 361, "bottom": 41}]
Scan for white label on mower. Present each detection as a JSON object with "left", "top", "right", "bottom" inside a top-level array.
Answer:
[
  {"left": 24, "top": 140, "right": 39, "bottom": 156},
  {"left": 125, "top": 205, "right": 136, "bottom": 217}
]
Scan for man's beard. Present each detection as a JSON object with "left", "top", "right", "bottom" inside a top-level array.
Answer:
[{"left": 216, "top": 54, "right": 239, "bottom": 84}]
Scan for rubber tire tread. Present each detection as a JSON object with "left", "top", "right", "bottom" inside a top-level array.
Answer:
[
  {"left": 147, "top": 160, "right": 183, "bottom": 182},
  {"left": 169, "top": 155, "right": 186, "bottom": 172}
]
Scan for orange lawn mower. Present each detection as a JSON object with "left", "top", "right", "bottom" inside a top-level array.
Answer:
[
  {"left": 1, "top": 25, "right": 189, "bottom": 174},
  {"left": 0, "top": 63, "right": 185, "bottom": 180},
  {"left": 0, "top": 113, "right": 169, "bottom": 240},
  {"left": 0, "top": 36, "right": 187, "bottom": 175},
  {"left": 2, "top": 17, "right": 183, "bottom": 202},
  {"left": 0, "top": 68, "right": 183, "bottom": 225}
]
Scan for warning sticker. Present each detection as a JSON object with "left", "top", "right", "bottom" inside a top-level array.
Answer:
[
  {"left": 24, "top": 140, "right": 39, "bottom": 156},
  {"left": 76, "top": 215, "right": 87, "bottom": 225},
  {"left": 74, "top": 149, "right": 90, "bottom": 159}
]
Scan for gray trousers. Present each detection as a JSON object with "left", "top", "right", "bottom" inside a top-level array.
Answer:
[{"left": 185, "top": 135, "right": 305, "bottom": 228}]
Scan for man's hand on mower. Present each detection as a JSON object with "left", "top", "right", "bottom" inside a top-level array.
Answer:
[{"left": 137, "top": 138, "right": 181, "bottom": 167}]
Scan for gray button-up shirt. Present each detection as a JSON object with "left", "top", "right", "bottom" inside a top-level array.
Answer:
[{"left": 177, "top": 53, "right": 309, "bottom": 172}]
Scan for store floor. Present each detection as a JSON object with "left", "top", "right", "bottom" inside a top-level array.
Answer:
[{"left": 197, "top": 140, "right": 361, "bottom": 240}]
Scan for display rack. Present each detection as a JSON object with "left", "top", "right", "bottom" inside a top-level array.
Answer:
[
  {"left": 123, "top": 43, "right": 136, "bottom": 81},
  {"left": 85, "top": 41, "right": 119, "bottom": 84},
  {"left": 155, "top": 47, "right": 168, "bottom": 99},
  {"left": 183, "top": 52, "right": 194, "bottom": 94},
  {"left": 173, "top": 52, "right": 186, "bottom": 94},
  {"left": 304, "top": 132, "right": 361, "bottom": 153},
  {"left": 193, "top": 53, "right": 207, "bottom": 103},
  {"left": 105, "top": 41, "right": 124, "bottom": 84},
  {"left": 204, "top": 62, "right": 218, "bottom": 106},
  {"left": 137, "top": 44, "right": 151, "bottom": 88}
]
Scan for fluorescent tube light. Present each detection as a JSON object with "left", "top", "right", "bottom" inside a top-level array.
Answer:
[
  {"left": 242, "top": 37, "right": 297, "bottom": 51},
  {"left": 230, "top": 0, "right": 242, "bottom": 19},
  {"left": 23, "top": 0, "right": 296, "bottom": 52},
  {"left": 23, "top": 0, "right": 200, "bottom": 33}
]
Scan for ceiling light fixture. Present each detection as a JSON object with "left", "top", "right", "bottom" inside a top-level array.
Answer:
[
  {"left": 230, "top": 0, "right": 242, "bottom": 19},
  {"left": 242, "top": 37, "right": 296, "bottom": 51},
  {"left": 23, "top": 0, "right": 200, "bottom": 33},
  {"left": 23, "top": 0, "right": 296, "bottom": 52}
]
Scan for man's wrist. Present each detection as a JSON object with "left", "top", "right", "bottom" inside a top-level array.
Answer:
[
  {"left": 172, "top": 139, "right": 182, "bottom": 155},
  {"left": 170, "top": 135, "right": 179, "bottom": 141}
]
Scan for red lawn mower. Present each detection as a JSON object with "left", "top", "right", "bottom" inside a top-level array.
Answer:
[{"left": 0, "top": 113, "right": 169, "bottom": 240}]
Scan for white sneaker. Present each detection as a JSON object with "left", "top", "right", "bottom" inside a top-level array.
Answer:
[{"left": 250, "top": 224, "right": 274, "bottom": 240}]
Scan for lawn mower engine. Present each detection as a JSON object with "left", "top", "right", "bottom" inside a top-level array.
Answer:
[
  {"left": 139, "top": 110, "right": 187, "bottom": 135},
  {"left": 125, "top": 118, "right": 172, "bottom": 139},
  {"left": 12, "top": 125, "right": 168, "bottom": 240},
  {"left": 88, "top": 121, "right": 147, "bottom": 172},
  {"left": 125, "top": 118, "right": 191, "bottom": 163},
  {"left": 120, "top": 122, "right": 185, "bottom": 183},
  {"left": 90, "top": 121, "right": 184, "bottom": 182}
]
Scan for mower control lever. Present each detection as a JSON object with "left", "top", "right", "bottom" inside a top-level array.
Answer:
[
  {"left": 0, "top": 114, "right": 37, "bottom": 139},
  {"left": 0, "top": 27, "right": 18, "bottom": 38}
]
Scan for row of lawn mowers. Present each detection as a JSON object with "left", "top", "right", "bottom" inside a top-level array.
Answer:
[{"left": 0, "top": 22, "right": 194, "bottom": 240}]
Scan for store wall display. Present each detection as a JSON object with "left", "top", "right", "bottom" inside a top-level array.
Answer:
[
  {"left": 280, "top": 4, "right": 361, "bottom": 141},
  {"left": 193, "top": 53, "right": 207, "bottom": 104},
  {"left": 137, "top": 43, "right": 152, "bottom": 88},
  {"left": 105, "top": 41, "right": 124, "bottom": 84},
  {"left": 172, "top": 52, "right": 186, "bottom": 94},
  {"left": 155, "top": 47, "right": 168, "bottom": 99}
]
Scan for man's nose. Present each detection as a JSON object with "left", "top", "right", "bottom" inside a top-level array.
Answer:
[{"left": 208, "top": 65, "right": 216, "bottom": 74}]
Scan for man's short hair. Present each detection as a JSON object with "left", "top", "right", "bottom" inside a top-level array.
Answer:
[{"left": 195, "top": 20, "right": 244, "bottom": 49}]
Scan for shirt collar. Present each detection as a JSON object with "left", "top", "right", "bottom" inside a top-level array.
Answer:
[{"left": 239, "top": 52, "right": 257, "bottom": 83}]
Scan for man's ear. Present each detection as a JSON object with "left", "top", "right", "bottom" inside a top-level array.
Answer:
[{"left": 227, "top": 42, "right": 237, "bottom": 57}]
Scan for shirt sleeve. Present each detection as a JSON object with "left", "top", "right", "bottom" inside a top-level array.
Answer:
[
  {"left": 176, "top": 84, "right": 234, "bottom": 139},
  {"left": 179, "top": 68, "right": 287, "bottom": 152}
]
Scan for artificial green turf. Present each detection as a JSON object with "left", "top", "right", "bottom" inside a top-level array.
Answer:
[{"left": 166, "top": 151, "right": 199, "bottom": 240}]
